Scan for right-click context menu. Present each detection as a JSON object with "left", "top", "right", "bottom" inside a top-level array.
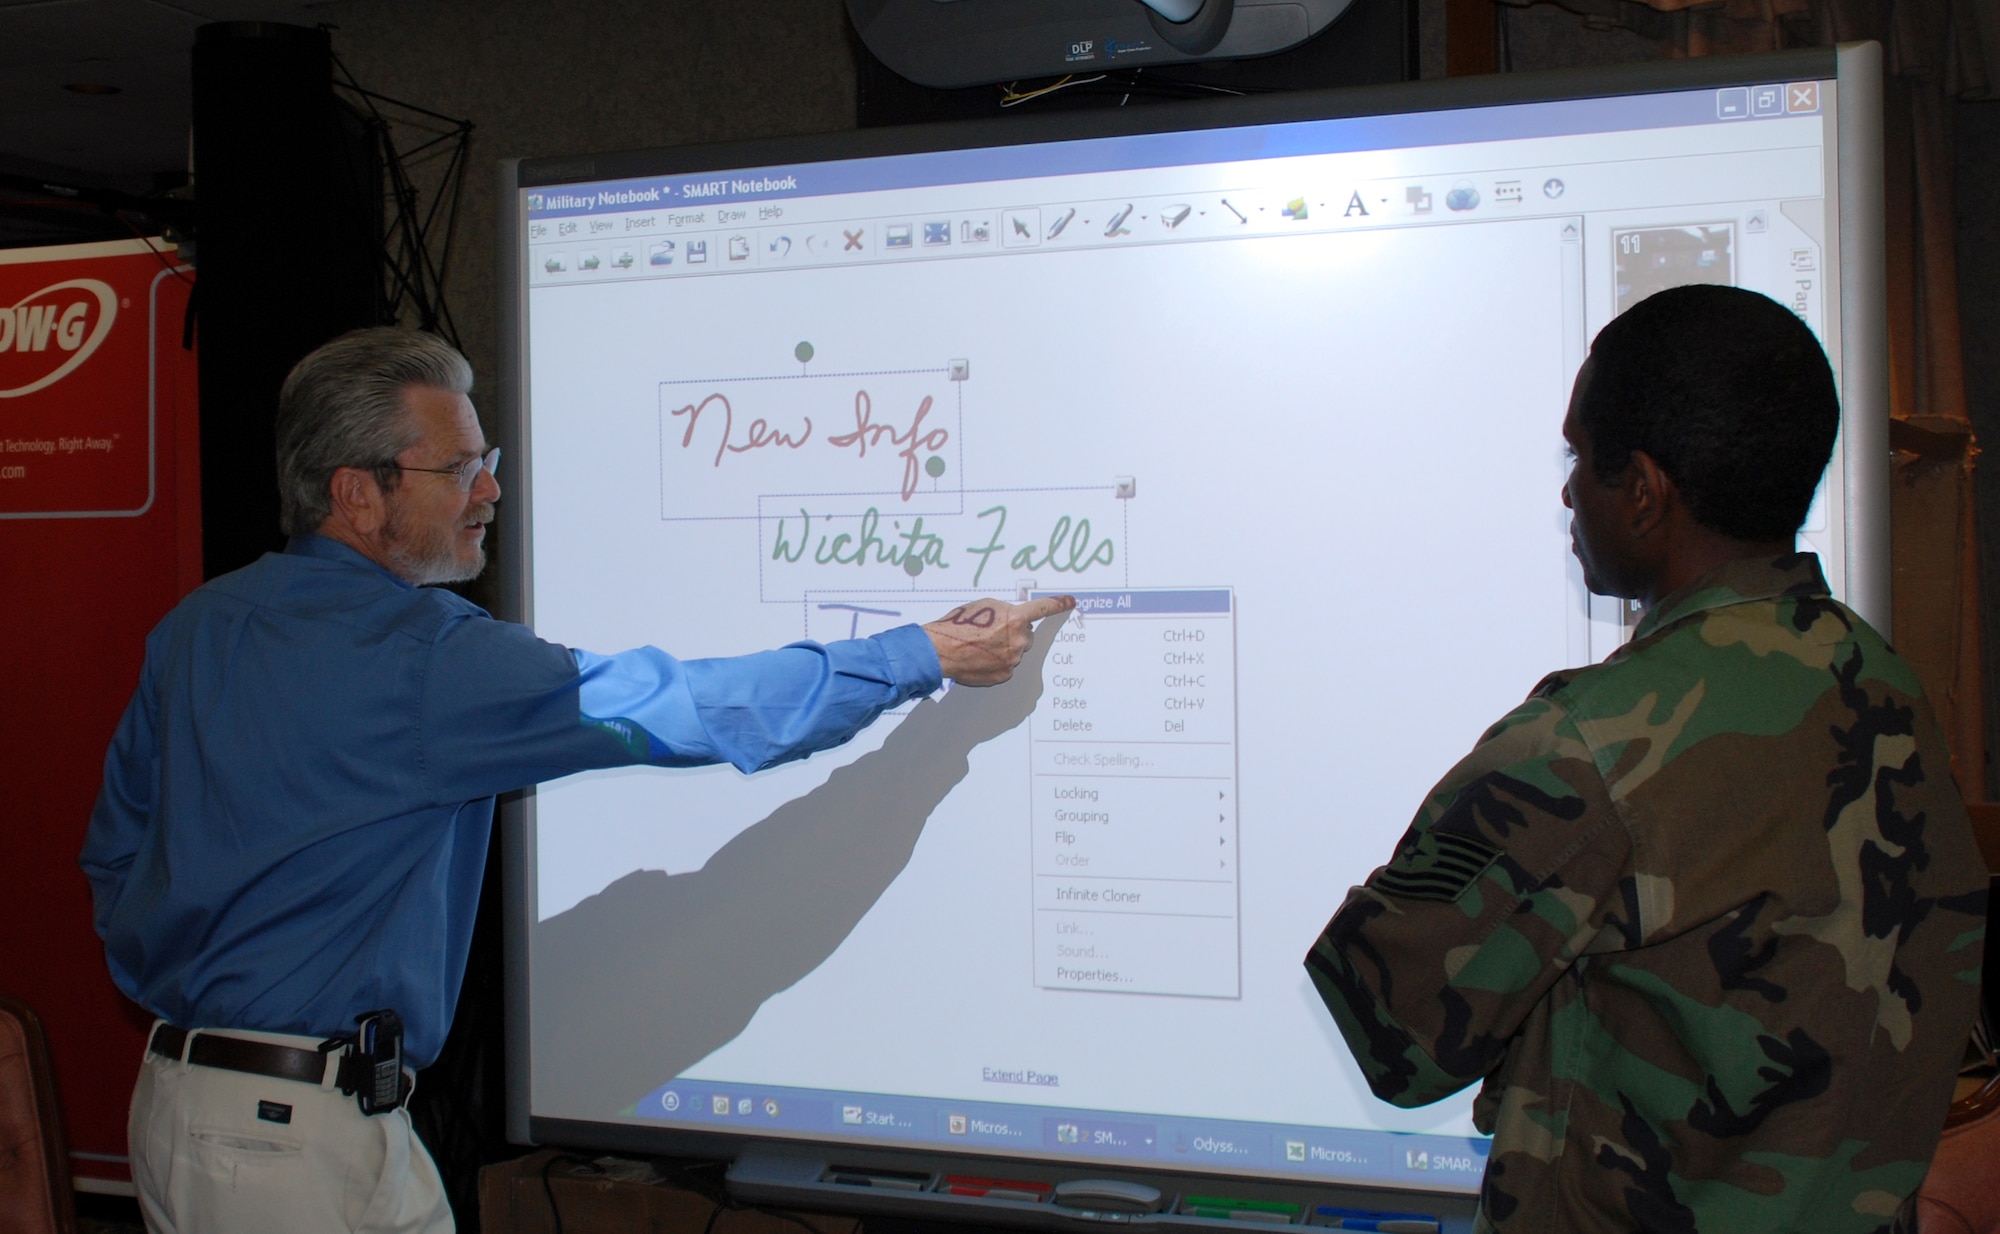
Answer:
[{"left": 1030, "top": 589, "right": 1239, "bottom": 998}]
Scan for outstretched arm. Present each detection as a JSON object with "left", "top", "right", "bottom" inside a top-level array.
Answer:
[{"left": 531, "top": 615, "right": 1067, "bottom": 1116}]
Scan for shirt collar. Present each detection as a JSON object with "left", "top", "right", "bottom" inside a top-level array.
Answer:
[
  {"left": 1632, "top": 552, "right": 1830, "bottom": 642},
  {"left": 284, "top": 533, "right": 413, "bottom": 589}
]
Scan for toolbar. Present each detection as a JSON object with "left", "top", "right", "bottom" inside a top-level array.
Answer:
[{"left": 525, "top": 143, "right": 1820, "bottom": 287}]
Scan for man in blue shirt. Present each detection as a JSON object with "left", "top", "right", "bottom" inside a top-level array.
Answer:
[{"left": 81, "top": 328, "right": 1072, "bottom": 1234}]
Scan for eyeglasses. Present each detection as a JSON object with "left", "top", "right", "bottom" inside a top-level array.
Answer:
[{"left": 395, "top": 446, "right": 500, "bottom": 492}]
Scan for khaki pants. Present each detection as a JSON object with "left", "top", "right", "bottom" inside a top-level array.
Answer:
[{"left": 129, "top": 1024, "right": 453, "bottom": 1234}]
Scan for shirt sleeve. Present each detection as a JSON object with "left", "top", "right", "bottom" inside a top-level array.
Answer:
[
  {"left": 1303, "top": 691, "right": 1632, "bottom": 1108},
  {"left": 417, "top": 617, "right": 944, "bottom": 803},
  {"left": 78, "top": 649, "right": 160, "bottom": 984}
]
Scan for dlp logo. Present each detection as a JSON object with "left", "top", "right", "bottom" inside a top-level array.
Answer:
[{"left": 0, "top": 279, "right": 117, "bottom": 398}]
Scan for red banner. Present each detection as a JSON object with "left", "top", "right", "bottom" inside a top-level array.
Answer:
[{"left": 0, "top": 239, "right": 200, "bottom": 1191}]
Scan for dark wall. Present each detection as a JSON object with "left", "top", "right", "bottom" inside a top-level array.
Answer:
[
  {"left": 1957, "top": 99, "right": 2000, "bottom": 791},
  {"left": 324, "top": 0, "right": 862, "bottom": 431},
  {"left": 1488, "top": 2, "right": 1659, "bottom": 70},
  {"left": 192, "top": 22, "right": 386, "bottom": 578}
]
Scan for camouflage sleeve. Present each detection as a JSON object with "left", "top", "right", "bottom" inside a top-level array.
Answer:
[{"left": 1305, "top": 689, "right": 1632, "bottom": 1108}]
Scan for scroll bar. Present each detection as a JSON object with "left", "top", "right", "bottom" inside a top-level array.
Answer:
[
  {"left": 1558, "top": 217, "right": 1609, "bottom": 664},
  {"left": 1561, "top": 217, "right": 1643, "bottom": 662}
]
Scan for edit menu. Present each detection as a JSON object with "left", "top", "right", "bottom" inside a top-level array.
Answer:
[{"left": 1029, "top": 590, "right": 1239, "bottom": 997}]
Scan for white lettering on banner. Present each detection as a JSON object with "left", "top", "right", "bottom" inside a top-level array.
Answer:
[
  {"left": 59, "top": 302, "right": 88, "bottom": 349},
  {"left": 0, "top": 279, "right": 118, "bottom": 399}
]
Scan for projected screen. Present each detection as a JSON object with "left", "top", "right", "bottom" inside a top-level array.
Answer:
[{"left": 507, "top": 58, "right": 1875, "bottom": 1196}]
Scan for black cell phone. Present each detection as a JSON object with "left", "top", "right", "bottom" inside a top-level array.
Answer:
[{"left": 352, "top": 1009, "right": 404, "bottom": 1115}]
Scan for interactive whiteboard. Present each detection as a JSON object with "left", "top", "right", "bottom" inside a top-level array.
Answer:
[{"left": 500, "top": 46, "right": 1885, "bottom": 1202}]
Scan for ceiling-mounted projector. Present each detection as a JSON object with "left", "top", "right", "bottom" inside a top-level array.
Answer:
[{"left": 847, "top": 0, "right": 1357, "bottom": 89}]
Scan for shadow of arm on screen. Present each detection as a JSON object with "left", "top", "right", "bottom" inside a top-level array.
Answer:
[{"left": 530, "top": 623, "right": 1059, "bottom": 1117}]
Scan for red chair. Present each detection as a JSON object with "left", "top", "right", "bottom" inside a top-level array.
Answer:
[{"left": 0, "top": 995, "right": 77, "bottom": 1234}]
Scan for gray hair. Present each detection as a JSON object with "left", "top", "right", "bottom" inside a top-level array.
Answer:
[{"left": 275, "top": 328, "right": 474, "bottom": 536}]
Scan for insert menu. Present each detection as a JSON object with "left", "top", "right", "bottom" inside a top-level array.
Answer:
[{"left": 1029, "top": 589, "right": 1238, "bottom": 998}]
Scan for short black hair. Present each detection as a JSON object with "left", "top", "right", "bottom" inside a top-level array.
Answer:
[{"left": 1580, "top": 284, "right": 1838, "bottom": 542}]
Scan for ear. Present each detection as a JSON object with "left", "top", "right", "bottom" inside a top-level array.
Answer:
[
  {"left": 327, "top": 465, "right": 390, "bottom": 537},
  {"left": 1623, "top": 449, "right": 1677, "bottom": 539}
]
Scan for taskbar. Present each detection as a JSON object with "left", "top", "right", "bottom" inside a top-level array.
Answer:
[{"left": 624, "top": 1077, "right": 1488, "bottom": 1194}]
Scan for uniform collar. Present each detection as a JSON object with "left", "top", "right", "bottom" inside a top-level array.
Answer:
[
  {"left": 1632, "top": 552, "right": 1830, "bottom": 642},
  {"left": 284, "top": 533, "right": 413, "bottom": 589}
]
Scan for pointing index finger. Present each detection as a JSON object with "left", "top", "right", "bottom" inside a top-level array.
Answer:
[{"left": 1020, "top": 595, "right": 1078, "bottom": 624}]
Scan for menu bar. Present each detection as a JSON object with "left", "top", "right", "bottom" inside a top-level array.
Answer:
[{"left": 525, "top": 144, "right": 1818, "bottom": 287}]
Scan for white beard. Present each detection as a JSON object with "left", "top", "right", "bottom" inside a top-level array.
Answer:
[{"left": 381, "top": 499, "right": 490, "bottom": 585}]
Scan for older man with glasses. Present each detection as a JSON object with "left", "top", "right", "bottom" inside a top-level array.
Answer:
[{"left": 81, "top": 327, "right": 1073, "bottom": 1234}]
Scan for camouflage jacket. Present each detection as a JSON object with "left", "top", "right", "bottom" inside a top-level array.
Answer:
[{"left": 1306, "top": 554, "right": 1989, "bottom": 1233}]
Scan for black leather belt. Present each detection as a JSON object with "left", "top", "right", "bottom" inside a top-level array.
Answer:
[{"left": 148, "top": 1024, "right": 331, "bottom": 1086}]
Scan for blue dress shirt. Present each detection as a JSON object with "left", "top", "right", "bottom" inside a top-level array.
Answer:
[{"left": 81, "top": 534, "right": 941, "bottom": 1067}]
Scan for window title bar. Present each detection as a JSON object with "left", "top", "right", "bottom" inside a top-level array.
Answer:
[{"left": 522, "top": 82, "right": 1827, "bottom": 220}]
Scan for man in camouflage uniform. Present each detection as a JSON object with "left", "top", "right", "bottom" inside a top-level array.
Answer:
[{"left": 1306, "top": 284, "right": 1989, "bottom": 1233}]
